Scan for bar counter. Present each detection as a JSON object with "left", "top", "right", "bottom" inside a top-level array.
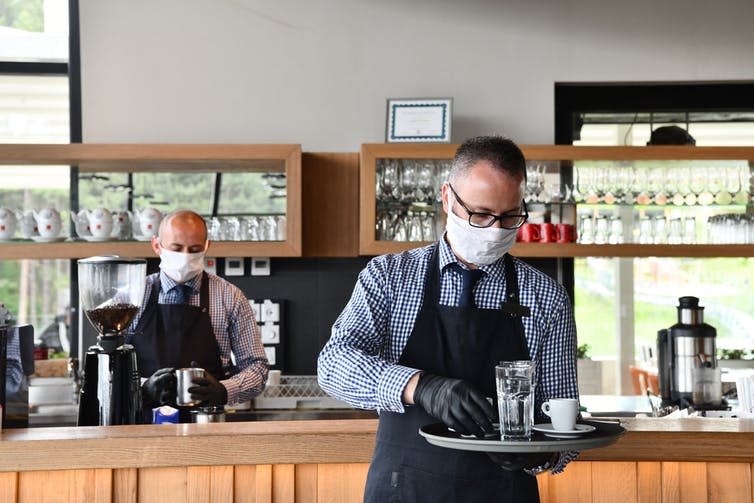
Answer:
[{"left": 1, "top": 417, "right": 754, "bottom": 502}]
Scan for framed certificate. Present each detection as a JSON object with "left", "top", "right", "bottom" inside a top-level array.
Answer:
[{"left": 386, "top": 98, "right": 452, "bottom": 143}]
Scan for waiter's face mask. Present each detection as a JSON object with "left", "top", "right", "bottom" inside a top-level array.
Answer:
[
  {"left": 158, "top": 244, "right": 207, "bottom": 284},
  {"left": 445, "top": 190, "right": 520, "bottom": 266}
]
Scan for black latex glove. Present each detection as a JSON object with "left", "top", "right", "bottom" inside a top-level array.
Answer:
[
  {"left": 413, "top": 373, "right": 495, "bottom": 437},
  {"left": 487, "top": 452, "right": 554, "bottom": 473},
  {"left": 188, "top": 372, "right": 228, "bottom": 406},
  {"left": 142, "top": 367, "right": 177, "bottom": 407}
]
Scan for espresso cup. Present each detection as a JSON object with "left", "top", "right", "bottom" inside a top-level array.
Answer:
[
  {"left": 175, "top": 367, "right": 205, "bottom": 407},
  {"left": 539, "top": 223, "right": 557, "bottom": 243},
  {"left": 517, "top": 223, "right": 541, "bottom": 243},
  {"left": 541, "top": 398, "right": 579, "bottom": 431},
  {"left": 556, "top": 223, "right": 577, "bottom": 243}
]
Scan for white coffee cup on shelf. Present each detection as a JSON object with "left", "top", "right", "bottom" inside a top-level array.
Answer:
[
  {"left": 541, "top": 398, "right": 579, "bottom": 431},
  {"left": 0, "top": 207, "right": 17, "bottom": 240}
]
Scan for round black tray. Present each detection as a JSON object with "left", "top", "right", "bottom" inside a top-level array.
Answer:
[{"left": 419, "top": 420, "right": 626, "bottom": 453}]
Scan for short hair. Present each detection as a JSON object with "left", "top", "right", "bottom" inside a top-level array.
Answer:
[
  {"left": 158, "top": 209, "right": 208, "bottom": 241},
  {"left": 449, "top": 135, "right": 526, "bottom": 184},
  {"left": 647, "top": 126, "right": 696, "bottom": 146}
]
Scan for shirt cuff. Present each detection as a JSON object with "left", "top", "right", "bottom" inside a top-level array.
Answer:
[
  {"left": 222, "top": 378, "right": 240, "bottom": 406},
  {"left": 376, "top": 364, "right": 421, "bottom": 413}
]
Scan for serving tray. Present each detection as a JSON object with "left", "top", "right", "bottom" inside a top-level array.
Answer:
[{"left": 419, "top": 420, "right": 626, "bottom": 453}]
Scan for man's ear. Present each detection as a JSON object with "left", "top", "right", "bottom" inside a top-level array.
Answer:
[{"left": 150, "top": 235, "right": 161, "bottom": 256}]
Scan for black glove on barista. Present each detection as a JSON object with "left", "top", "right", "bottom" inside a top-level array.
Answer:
[
  {"left": 141, "top": 367, "right": 177, "bottom": 408},
  {"left": 188, "top": 372, "right": 228, "bottom": 406},
  {"left": 413, "top": 373, "right": 496, "bottom": 437}
]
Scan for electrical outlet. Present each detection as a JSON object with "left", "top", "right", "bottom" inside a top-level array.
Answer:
[
  {"left": 251, "top": 257, "right": 271, "bottom": 276},
  {"left": 264, "top": 346, "right": 276, "bottom": 365},
  {"left": 261, "top": 300, "right": 280, "bottom": 322},
  {"left": 225, "top": 257, "right": 244, "bottom": 276},
  {"left": 260, "top": 324, "right": 280, "bottom": 344}
]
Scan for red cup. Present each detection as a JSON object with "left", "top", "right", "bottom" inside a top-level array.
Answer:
[
  {"left": 517, "top": 223, "right": 541, "bottom": 242},
  {"left": 556, "top": 223, "right": 577, "bottom": 243},
  {"left": 539, "top": 223, "right": 557, "bottom": 243}
]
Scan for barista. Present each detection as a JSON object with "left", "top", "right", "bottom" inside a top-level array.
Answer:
[{"left": 126, "top": 210, "right": 268, "bottom": 421}]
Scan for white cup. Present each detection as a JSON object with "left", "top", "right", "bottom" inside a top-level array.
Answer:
[{"left": 541, "top": 398, "right": 579, "bottom": 431}]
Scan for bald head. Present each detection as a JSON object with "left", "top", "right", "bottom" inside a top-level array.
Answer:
[{"left": 151, "top": 210, "right": 209, "bottom": 255}]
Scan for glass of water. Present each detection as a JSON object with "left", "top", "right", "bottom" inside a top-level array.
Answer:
[{"left": 495, "top": 360, "right": 535, "bottom": 440}]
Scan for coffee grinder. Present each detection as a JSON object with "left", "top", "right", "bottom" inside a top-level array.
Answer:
[
  {"left": 657, "top": 296, "right": 718, "bottom": 408},
  {"left": 77, "top": 256, "right": 146, "bottom": 426}
]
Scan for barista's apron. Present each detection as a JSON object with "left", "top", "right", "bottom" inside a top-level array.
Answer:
[
  {"left": 363, "top": 245, "right": 538, "bottom": 503},
  {"left": 130, "top": 272, "right": 225, "bottom": 421}
]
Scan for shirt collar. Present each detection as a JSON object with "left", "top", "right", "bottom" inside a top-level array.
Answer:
[
  {"left": 438, "top": 231, "right": 507, "bottom": 282},
  {"left": 159, "top": 271, "right": 202, "bottom": 294}
]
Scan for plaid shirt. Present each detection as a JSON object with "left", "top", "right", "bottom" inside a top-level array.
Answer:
[
  {"left": 129, "top": 271, "right": 268, "bottom": 405},
  {"left": 318, "top": 235, "right": 579, "bottom": 472}
]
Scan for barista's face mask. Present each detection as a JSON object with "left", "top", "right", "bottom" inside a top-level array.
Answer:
[
  {"left": 445, "top": 194, "right": 518, "bottom": 266},
  {"left": 159, "top": 246, "right": 206, "bottom": 283}
]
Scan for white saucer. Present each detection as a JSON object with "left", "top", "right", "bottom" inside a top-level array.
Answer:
[
  {"left": 532, "top": 423, "right": 596, "bottom": 438},
  {"left": 30, "top": 236, "right": 67, "bottom": 243},
  {"left": 81, "top": 235, "right": 113, "bottom": 242}
]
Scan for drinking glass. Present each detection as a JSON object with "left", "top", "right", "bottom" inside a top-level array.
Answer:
[
  {"left": 653, "top": 216, "right": 668, "bottom": 244},
  {"left": 399, "top": 160, "right": 418, "bottom": 203},
  {"left": 668, "top": 218, "right": 683, "bottom": 245},
  {"left": 496, "top": 360, "right": 535, "bottom": 439},
  {"left": 683, "top": 217, "right": 696, "bottom": 244},
  {"left": 608, "top": 216, "right": 624, "bottom": 244},
  {"left": 578, "top": 214, "right": 594, "bottom": 244},
  {"left": 380, "top": 160, "right": 399, "bottom": 201},
  {"left": 638, "top": 216, "right": 653, "bottom": 244},
  {"left": 594, "top": 215, "right": 608, "bottom": 244},
  {"left": 416, "top": 161, "right": 435, "bottom": 202}
]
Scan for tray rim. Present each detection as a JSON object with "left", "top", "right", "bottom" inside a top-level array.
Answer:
[{"left": 419, "top": 420, "right": 626, "bottom": 453}]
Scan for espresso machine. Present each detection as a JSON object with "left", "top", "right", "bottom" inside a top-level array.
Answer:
[
  {"left": 77, "top": 256, "right": 145, "bottom": 426},
  {"left": 657, "top": 296, "right": 717, "bottom": 407}
]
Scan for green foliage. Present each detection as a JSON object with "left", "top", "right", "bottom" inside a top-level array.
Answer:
[
  {"left": 576, "top": 343, "right": 591, "bottom": 359},
  {"left": 0, "top": 0, "right": 44, "bottom": 32},
  {"left": 719, "top": 348, "right": 754, "bottom": 360}
]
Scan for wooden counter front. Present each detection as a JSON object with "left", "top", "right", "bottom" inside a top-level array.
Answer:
[{"left": 2, "top": 417, "right": 754, "bottom": 502}]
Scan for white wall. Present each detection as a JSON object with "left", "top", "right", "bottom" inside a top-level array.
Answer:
[{"left": 79, "top": 0, "right": 754, "bottom": 150}]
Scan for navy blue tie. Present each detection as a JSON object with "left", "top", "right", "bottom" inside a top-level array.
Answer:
[
  {"left": 451, "top": 263, "right": 485, "bottom": 308},
  {"left": 174, "top": 284, "right": 192, "bottom": 304}
]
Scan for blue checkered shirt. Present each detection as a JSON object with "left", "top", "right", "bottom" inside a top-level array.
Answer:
[
  {"left": 129, "top": 271, "right": 269, "bottom": 405},
  {"left": 318, "top": 235, "right": 579, "bottom": 472}
]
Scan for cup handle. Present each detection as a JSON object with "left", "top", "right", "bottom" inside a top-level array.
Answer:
[{"left": 541, "top": 402, "right": 550, "bottom": 416}]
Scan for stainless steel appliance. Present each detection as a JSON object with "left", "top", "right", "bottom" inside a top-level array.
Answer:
[
  {"left": 657, "top": 296, "right": 717, "bottom": 406},
  {"left": 77, "top": 256, "right": 145, "bottom": 426}
]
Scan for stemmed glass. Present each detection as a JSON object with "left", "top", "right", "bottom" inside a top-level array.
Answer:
[
  {"left": 416, "top": 161, "right": 435, "bottom": 202},
  {"left": 399, "top": 161, "right": 418, "bottom": 203},
  {"left": 380, "top": 160, "right": 399, "bottom": 201}
]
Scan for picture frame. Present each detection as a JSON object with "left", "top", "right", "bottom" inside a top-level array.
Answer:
[{"left": 385, "top": 98, "right": 452, "bottom": 143}]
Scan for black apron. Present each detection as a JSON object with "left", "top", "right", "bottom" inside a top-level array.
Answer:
[
  {"left": 129, "top": 272, "right": 225, "bottom": 422},
  {"left": 363, "top": 245, "right": 538, "bottom": 503}
]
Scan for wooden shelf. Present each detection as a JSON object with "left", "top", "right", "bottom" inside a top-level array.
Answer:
[
  {"left": 0, "top": 143, "right": 303, "bottom": 258},
  {"left": 357, "top": 241, "right": 754, "bottom": 258},
  {"left": 359, "top": 144, "right": 754, "bottom": 257},
  {"left": 0, "top": 240, "right": 301, "bottom": 260}
]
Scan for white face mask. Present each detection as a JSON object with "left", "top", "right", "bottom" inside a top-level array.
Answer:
[
  {"left": 445, "top": 198, "right": 518, "bottom": 265},
  {"left": 159, "top": 247, "right": 206, "bottom": 283}
]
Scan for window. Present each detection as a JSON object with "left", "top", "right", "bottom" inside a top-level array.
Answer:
[{"left": 0, "top": 0, "right": 70, "bottom": 353}]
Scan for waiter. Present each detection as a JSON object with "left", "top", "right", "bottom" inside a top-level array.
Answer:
[
  {"left": 318, "top": 136, "right": 579, "bottom": 502},
  {"left": 127, "top": 209, "right": 268, "bottom": 421}
]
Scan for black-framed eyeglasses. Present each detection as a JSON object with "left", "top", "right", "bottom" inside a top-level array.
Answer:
[{"left": 448, "top": 183, "right": 528, "bottom": 229}]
